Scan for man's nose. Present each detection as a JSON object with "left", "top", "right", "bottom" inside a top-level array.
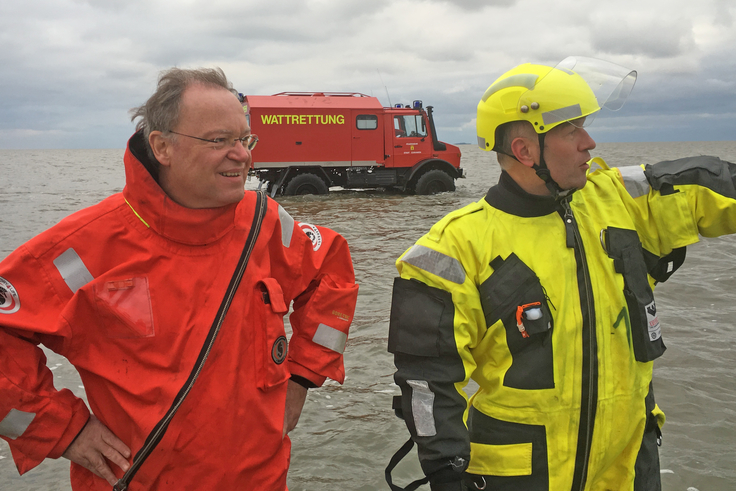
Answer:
[
  {"left": 229, "top": 140, "right": 250, "bottom": 161},
  {"left": 580, "top": 128, "right": 596, "bottom": 151}
]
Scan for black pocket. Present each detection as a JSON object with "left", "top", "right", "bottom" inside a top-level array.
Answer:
[
  {"left": 464, "top": 406, "right": 549, "bottom": 491},
  {"left": 478, "top": 254, "right": 554, "bottom": 390},
  {"left": 604, "top": 228, "right": 666, "bottom": 362},
  {"left": 388, "top": 277, "right": 455, "bottom": 357}
]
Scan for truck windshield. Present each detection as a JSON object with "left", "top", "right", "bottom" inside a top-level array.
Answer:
[{"left": 394, "top": 115, "right": 427, "bottom": 138}]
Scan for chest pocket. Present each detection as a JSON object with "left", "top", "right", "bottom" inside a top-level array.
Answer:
[
  {"left": 603, "top": 227, "right": 666, "bottom": 362},
  {"left": 479, "top": 253, "right": 554, "bottom": 390},
  {"left": 254, "top": 278, "right": 290, "bottom": 391},
  {"left": 94, "top": 276, "right": 155, "bottom": 338}
]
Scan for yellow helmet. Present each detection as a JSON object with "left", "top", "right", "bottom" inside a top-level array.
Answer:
[{"left": 477, "top": 56, "right": 636, "bottom": 151}]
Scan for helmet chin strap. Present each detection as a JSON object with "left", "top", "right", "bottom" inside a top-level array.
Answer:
[{"left": 531, "top": 133, "right": 573, "bottom": 201}]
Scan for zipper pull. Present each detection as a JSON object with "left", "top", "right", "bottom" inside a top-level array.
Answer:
[{"left": 560, "top": 198, "right": 576, "bottom": 249}]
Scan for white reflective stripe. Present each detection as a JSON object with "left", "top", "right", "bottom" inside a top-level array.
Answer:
[
  {"left": 53, "top": 248, "right": 94, "bottom": 293},
  {"left": 0, "top": 409, "right": 36, "bottom": 440},
  {"left": 618, "top": 165, "right": 650, "bottom": 198},
  {"left": 401, "top": 245, "right": 466, "bottom": 284},
  {"left": 278, "top": 205, "right": 295, "bottom": 248},
  {"left": 407, "top": 380, "right": 436, "bottom": 437},
  {"left": 542, "top": 104, "right": 582, "bottom": 125},
  {"left": 312, "top": 323, "right": 347, "bottom": 354}
]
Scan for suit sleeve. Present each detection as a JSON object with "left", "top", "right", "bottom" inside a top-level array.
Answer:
[
  {"left": 0, "top": 246, "right": 90, "bottom": 475},
  {"left": 616, "top": 156, "right": 736, "bottom": 258},
  {"left": 270, "top": 207, "right": 358, "bottom": 387},
  {"left": 388, "top": 231, "right": 484, "bottom": 490}
]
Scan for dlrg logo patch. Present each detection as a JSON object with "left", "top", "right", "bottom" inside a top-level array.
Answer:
[{"left": 0, "top": 277, "right": 20, "bottom": 314}]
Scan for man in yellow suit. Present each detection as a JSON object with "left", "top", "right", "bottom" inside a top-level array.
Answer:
[{"left": 387, "top": 57, "right": 736, "bottom": 491}]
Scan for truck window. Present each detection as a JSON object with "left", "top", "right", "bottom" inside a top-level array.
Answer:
[
  {"left": 394, "top": 115, "right": 427, "bottom": 138},
  {"left": 356, "top": 115, "right": 378, "bottom": 130}
]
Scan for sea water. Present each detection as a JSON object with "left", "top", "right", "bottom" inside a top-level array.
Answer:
[{"left": 1, "top": 141, "right": 735, "bottom": 490}]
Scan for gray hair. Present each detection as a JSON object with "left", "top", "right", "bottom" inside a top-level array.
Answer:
[
  {"left": 130, "top": 67, "right": 238, "bottom": 160},
  {"left": 494, "top": 120, "right": 535, "bottom": 167}
]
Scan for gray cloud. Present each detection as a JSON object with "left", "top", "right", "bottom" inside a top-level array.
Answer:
[
  {"left": 589, "top": 14, "right": 695, "bottom": 58},
  {"left": 1, "top": 0, "right": 734, "bottom": 149},
  {"left": 422, "top": 0, "right": 516, "bottom": 10}
]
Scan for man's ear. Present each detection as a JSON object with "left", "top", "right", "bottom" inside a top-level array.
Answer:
[
  {"left": 149, "top": 131, "right": 172, "bottom": 167},
  {"left": 510, "top": 136, "right": 538, "bottom": 169}
]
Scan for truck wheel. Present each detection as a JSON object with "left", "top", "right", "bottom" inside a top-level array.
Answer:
[
  {"left": 414, "top": 169, "right": 455, "bottom": 195},
  {"left": 283, "top": 173, "right": 329, "bottom": 196}
]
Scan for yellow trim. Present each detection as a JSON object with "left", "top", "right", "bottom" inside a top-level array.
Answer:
[
  {"left": 467, "top": 442, "right": 533, "bottom": 476},
  {"left": 653, "top": 403, "right": 666, "bottom": 429},
  {"left": 124, "top": 198, "right": 150, "bottom": 228}
]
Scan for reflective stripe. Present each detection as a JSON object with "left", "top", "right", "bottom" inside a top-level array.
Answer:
[
  {"left": 618, "top": 165, "right": 650, "bottom": 198},
  {"left": 481, "top": 73, "right": 539, "bottom": 102},
  {"left": 401, "top": 245, "right": 466, "bottom": 284},
  {"left": 542, "top": 104, "right": 582, "bottom": 125},
  {"left": 0, "top": 409, "right": 36, "bottom": 440},
  {"left": 477, "top": 136, "right": 486, "bottom": 150},
  {"left": 312, "top": 323, "right": 347, "bottom": 354},
  {"left": 124, "top": 198, "right": 150, "bottom": 228},
  {"left": 278, "top": 205, "right": 295, "bottom": 248},
  {"left": 53, "top": 248, "right": 94, "bottom": 293},
  {"left": 407, "top": 380, "right": 436, "bottom": 437}
]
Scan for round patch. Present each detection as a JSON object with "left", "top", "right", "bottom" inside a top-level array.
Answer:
[
  {"left": 271, "top": 336, "right": 288, "bottom": 364},
  {"left": 0, "top": 277, "right": 20, "bottom": 315},
  {"left": 299, "top": 222, "right": 322, "bottom": 252}
]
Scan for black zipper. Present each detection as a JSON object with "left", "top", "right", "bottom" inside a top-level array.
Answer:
[
  {"left": 112, "top": 191, "right": 268, "bottom": 491},
  {"left": 559, "top": 197, "right": 598, "bottom": 491}
]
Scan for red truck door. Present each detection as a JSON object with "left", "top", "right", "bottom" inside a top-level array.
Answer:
[
  {"left": 390, "top": 112, "right": 432, "bottom": 168},
  {"left": 350, "top": 110, "right": 383, "bottom": 166}
]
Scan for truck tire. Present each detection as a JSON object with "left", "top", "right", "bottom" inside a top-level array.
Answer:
[
  {"left": 283, "top": 173, "right": 329, "bottom": 196},
  {"left": 414, "top": 169, "right": 455, "bottom": 195}
]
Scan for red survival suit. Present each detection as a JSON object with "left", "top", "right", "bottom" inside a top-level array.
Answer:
[{"left": 0, "top": 132, "right": 359, "bottom": 490}]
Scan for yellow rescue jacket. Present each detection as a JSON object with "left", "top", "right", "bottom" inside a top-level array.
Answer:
[{"left": 388, "top": 156, "right": 736, "bottom": 490}]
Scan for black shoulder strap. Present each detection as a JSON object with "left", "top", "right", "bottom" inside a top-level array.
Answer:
[{"left": 113, "top": 190, "right": 268, "bottom": 491}]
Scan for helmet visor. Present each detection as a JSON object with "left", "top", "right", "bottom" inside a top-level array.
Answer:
[
  {"left": 557, "top": 56, "right": 637, "bottom": 117},
  {"left": 524, "top": 56, "right": 637, "bottom": 129}
]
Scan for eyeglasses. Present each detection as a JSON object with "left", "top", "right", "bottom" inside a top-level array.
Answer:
[{"left": 168, "top": 130, "right": 259, "bottom": 151}]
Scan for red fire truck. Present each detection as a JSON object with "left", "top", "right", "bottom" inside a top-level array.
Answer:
[{"left": 243, "top": 92, "right": 463, "bottom": 196}]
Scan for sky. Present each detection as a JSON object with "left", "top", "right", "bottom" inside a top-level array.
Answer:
[{"left": 0, "top": 0, "right": 734, "bottom": 149}]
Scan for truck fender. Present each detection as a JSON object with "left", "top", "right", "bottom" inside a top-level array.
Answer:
[
  {"left": 270, "top": 166, "right": 333, "bottom": 197},
  {"left": 403, "top": 159, "right": 461, "bottom": 190}
]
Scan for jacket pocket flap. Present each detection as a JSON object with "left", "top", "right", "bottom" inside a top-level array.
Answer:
[{"left": 259, "top": 278, "right": 288, "bottom": 314}]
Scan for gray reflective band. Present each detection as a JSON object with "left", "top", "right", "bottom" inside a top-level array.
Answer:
[
  {"left": 481, "top": 73, "right": 539, "bottom": 102},
  {"left": 278, "top": 205, "right": 295, "bottom": 248},
  {"left": 0, "top": 409, "right": 36, "bottom": 440},
  {"left": 618, "top": 165, "right": 650, "bottom": 198},
  {"left": 542, "top": 104, "right": 583, "bottom": 125},
  {"left": 407, "top": 380, "right": 436, "bottom": 437},
  {"left": 401, "top": 245, "right": 466, "bottom": 284},
  {"left": 312, "top": 323, "right": 347, "bottom": 354},
  {"left": 53, "top": 248, "right": 94, "bottom": 293},
  {"left": 477, "top": 136, "right": 486, "bottom": 150}
]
